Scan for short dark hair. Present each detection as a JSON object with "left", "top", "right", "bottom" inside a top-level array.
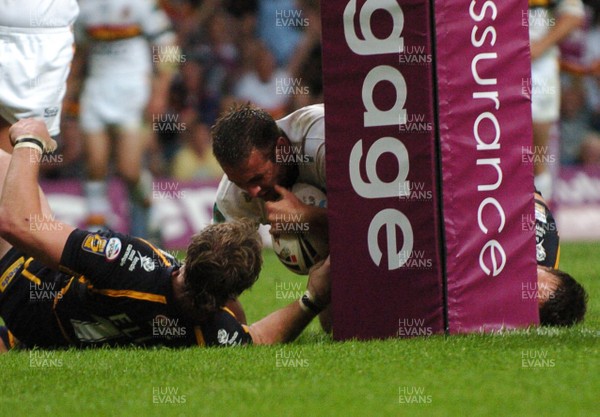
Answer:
[
  {"left": 182, "top": 220, "right": 262, "bottom": 319},
  {"left": 539, "top": 269, "right": 588, "bottom": 326},
  {"left": 211, "top": 103, "right": 280, "bottom": 167}
]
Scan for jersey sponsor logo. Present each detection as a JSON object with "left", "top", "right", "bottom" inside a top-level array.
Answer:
[
  {"left": 105, "top": 238, "right": 122, "bottom": 261},
  {"left": 140, "top": 255, "right": 156, "bottom": 272},
  {"left": 82, "top": 234, "right": 108, "bottom": 256},
  {"left": 44, "top": 107, "right": 59, "bottom": 118},
  {"left": 537, "top": 241, "right": 547, "bottom": 263},
  {"left": 217, "top": 328, "right": 241, "bottom": 346},
  {"left": 119, "top": 243, "right": 156, "bottom": 272},
  {"left": 535, "top": 203, "right": 547, "bottom": 223}
]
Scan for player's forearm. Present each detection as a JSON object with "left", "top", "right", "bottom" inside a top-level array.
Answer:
[
  {"left": 248, "top": 302, "right": 316, "bottom": 345},
  {"left": 0, "top": 120, "right": 72, "bottom": 268},
  {"left": 0, "top": 148, "right": 44, "bottom": 245},
  {"left": 532, "top": 14, "right": 583, "bottom": 60}
]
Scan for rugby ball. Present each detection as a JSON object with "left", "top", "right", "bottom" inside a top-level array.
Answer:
[{"left": 271, "top": 183, "right": 328, "bottom": 275}]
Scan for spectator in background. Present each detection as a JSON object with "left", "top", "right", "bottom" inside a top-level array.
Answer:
[
  {"left": 182, "top": 8, "right": 239, "bottom": 125},
  {"left": 528, "top": 0, "right": 585, "bottom": 199},
  {"left": 559, "top": 74, "right": 600, "bottom": 164},
  {"left": 74, "top": 0, "right": 178, "bottom": 237},
  {"left": 257, "top": 0, "right": 303, "bottom": 67},
  {"left": 234, "top": 40, "right": 292, "bottom": 119},
  {"left": 171, "top": 121, "right": 223, "bottom": 181},
  {"left": 582, "top": 2, "right": 600, "bottom": 131},
  {"left": 233, "top": 0, "right": 322, "bottom": 118}
]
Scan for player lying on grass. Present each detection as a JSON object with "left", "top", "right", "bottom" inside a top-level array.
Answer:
[
  {"left": 212, "top": 103, "right": 333, "bottom": 331},
  {"left": 0, "top": 118, "right": 330, "bottom": 352},
  {"left": 533, "top": 191, "right": 587, "bottom": 326}
]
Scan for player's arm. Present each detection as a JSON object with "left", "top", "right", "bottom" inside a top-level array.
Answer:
[
  {"left": 144, "top": 0, "right": 178, "bottom": 116},
  {"left": 265, "top": 185, "right": 328, "bottom": 238},
  {"left": 248, "top": 256, "right": 330, "bottom": 345},
  {"left": 0, "top": 119, "right": 75, "bottom": 269},
  {"left": 530, "top": 1, "right": 584, "bottom": 61}
]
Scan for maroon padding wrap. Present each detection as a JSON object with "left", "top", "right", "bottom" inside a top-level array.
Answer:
[
  {"left": 434, "top": 0, "right": 538, "bottom": 332},
  {"left": 322, "top": 0, "right": 445, "bottom": 340}
]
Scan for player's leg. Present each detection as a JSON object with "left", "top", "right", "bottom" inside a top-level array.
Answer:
[
  {"left": 532, "top": 121, "right": 553, "bottom": 198},
  {"left": 0, "top": 28, "right": 74, "bottom": 152},
  {"left": 530, "top": 55, "right": 559, "bottom": 200},
  {"left": 115, "top": 126, "right": 152, "bottom": 237},
  {"left": 83, "top": 129, "right": 112, "bottom": 230}
]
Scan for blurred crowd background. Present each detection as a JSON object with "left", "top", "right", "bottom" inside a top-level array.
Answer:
[
  {"left": 50, "top": 0, "right": 322, "bottom": 181},
  {"left": 43, "top": 0, "right": 600, "bottom": 180}
]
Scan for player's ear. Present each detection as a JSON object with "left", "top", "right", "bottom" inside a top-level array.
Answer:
[{"left": 276, "top": 136, "right": 290, "bottom": 148}]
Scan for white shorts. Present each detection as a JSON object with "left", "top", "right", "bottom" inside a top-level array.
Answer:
[
  {"left": 531, "top": 54, "right": 560, "bottom": 123},
  {"left": 0, "top": 25, "right": 74, "bottom": 136},
  {"left": 80, "top": 74, "right": 150, "bottom": 133}
]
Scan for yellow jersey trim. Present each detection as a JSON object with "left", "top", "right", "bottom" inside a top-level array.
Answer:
[
  {"left": 91, "top": 288, "right": 167, "bottom": 304},
  {"left": 0, "top": 256, "right": 24, "bottom": 292}
]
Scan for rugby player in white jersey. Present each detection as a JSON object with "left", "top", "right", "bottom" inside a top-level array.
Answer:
[
  {"left": 212, "top": 103, "right": 327, "bottom": 237},
  {"left": 211, "top": 103, "right": 331, "bottom": 330},
  {"left": 74, "top": 0, "right": 177, "bottom": 236},
  {"left": 0, "top": 0, "right": 79, "bottom": 151},
  {"left": 528, "top": 0, "right": 584, "bottom": 199}
]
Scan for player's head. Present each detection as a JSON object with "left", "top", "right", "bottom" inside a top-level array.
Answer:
[
  {"left": 211, "top": 103, "right": 296, "bottom": 201},
  {"left": 181, "top": 220, "right": 262, "bottom": 319},
  {"left": 537, "top": 266, "right": 587, "bottom": 326}
]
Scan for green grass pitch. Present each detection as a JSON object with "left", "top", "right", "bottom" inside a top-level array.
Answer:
[{"left": 1, "top": 242, "right": 598, "bottom": 417}]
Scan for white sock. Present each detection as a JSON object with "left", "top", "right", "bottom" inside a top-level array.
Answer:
[
  {"left": 534, "top": 171, "right": 553, "bottom": 200},
  {"left": 84, "top": 180, "right": 111, "bottom": 217}
]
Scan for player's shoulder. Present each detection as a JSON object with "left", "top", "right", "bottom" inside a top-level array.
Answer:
[
  {"left": 277, "top": 104, "right": 325, "bottom": 150},
  {"left": 277, "top": 104, "right": 324, "bottom": 127},
  {"left": 199, "top": 308, "right": 252, "bottom": 347}
]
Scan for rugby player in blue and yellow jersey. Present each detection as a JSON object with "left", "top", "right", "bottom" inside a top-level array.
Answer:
[{"left": 0, "top": 119, "right": 330, "bottom": 351}]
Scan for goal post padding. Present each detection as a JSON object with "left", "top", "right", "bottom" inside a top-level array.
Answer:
[{"left": 321, "top": 0, "right": 538, "bottom": 340}]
